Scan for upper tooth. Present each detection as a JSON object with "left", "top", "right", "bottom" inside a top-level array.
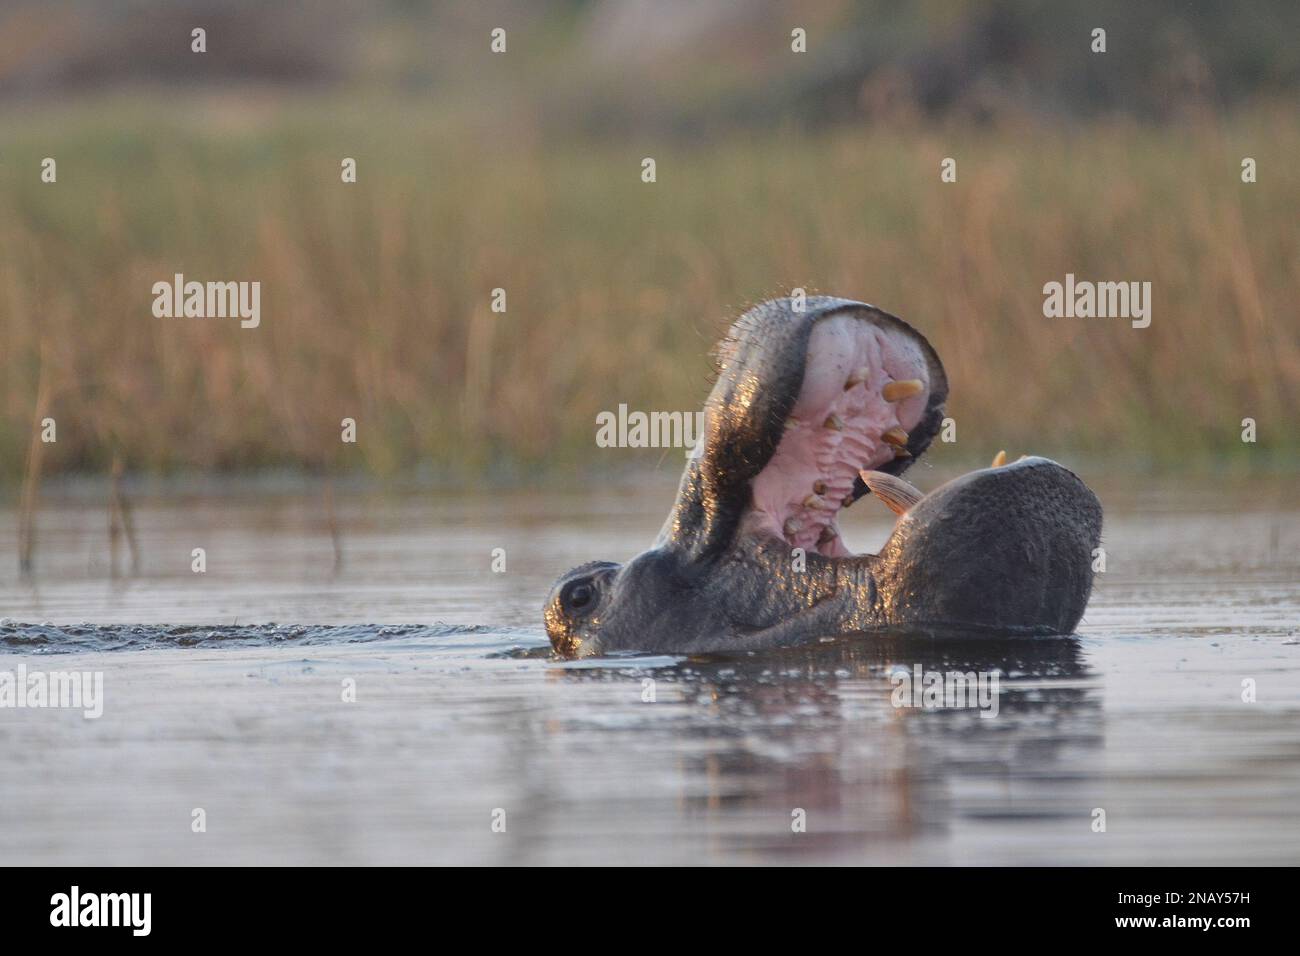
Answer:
[
  {"left": 812, "top": 479, "right": 827, "bottom": 495},
  {"left": 802, "top": 494, "right": 830, "bottom": 511},
  {"left": 845, "top": 366, "right": 870, "bottom": 389},
  {"left": 882, "top": 427, "right": 909, "bottom": 447},
  {"left": 824, "top": 414, "right": 844, "bottom": 431},
  {"left": 783, "top": 517, "right": 803, "bottom": 537},
  {"left": 882, "top": 379, "right": 924, "bottom": 402}
]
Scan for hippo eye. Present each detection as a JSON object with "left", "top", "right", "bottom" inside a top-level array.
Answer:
[{"left": 562, "top": 579, "right": 596, "bottom": 614}]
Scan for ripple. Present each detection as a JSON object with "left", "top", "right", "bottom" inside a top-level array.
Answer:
[{"left": 0, "top": 620, "right": 544, "bottom": 656}]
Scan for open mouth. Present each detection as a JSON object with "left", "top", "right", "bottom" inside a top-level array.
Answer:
[
  {"left": 741, "top": 310, "right": 946, "bottom": 556},
  {"left": 545, "top": 296, "right": 1102, "bottom": 655}
]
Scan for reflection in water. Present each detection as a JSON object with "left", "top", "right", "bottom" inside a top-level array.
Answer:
[
  {"left": 0, "top": 485, "right": 1296, "bottom": 864},
  {"left": 546, "top": 634, "right": 1099, "bottom": 862}
]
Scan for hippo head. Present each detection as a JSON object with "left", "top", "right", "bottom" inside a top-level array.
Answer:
[{"left": 545, "top": 297, "right": 1102, "bottom": 658}]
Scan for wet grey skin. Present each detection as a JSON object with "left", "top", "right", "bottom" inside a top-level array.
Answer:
[{"left": 545, "top": 297, "right": 1103, "bottom": 658}]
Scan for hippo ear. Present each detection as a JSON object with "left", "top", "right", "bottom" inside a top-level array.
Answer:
[{"left": 658, "top": 297, "right": 948, "bottom": 561}]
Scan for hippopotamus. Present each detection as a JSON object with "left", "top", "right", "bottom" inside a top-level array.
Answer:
[{"left": 545, "top": 297, "right": 1102, "bottom": 658}]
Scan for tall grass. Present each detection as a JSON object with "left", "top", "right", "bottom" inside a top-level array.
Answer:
[{"left": 1, "top": 97, "right": 1296, "bottom": 485}]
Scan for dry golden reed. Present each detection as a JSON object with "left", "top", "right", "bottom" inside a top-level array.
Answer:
[{"left": 1, "top": 101, "right": 1296, "bottom": 484}]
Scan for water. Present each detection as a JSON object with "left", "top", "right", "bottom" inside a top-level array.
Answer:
[{"left": 1, "top": 475, "right": 1297, "bottom": 865}]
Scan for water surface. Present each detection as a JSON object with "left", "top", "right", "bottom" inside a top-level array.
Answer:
[{"left": 1, "top": 475, "right": 1297, "bottom": 864}]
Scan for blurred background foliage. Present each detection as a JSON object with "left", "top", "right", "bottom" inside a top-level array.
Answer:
[{"left": 1, "top": 0, "right": 1297, "bottom": 484}]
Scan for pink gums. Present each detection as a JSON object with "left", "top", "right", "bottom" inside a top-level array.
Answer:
[{"left": 744, "top": 315, "right": 933, "bottom": 557}]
